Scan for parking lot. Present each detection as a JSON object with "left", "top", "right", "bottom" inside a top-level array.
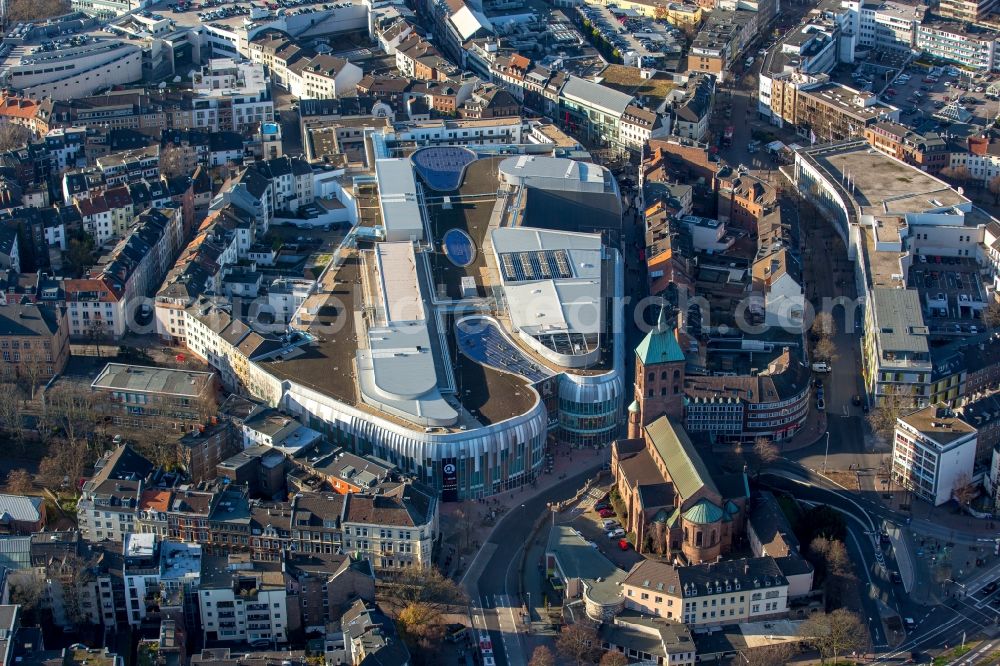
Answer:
[
  {"left": 908, "top": 255, "right": 988, "bottom": 335},
  {"left": 881, "top": 65, "right": 1000, "bottom": 129},
  {"left": 576, "top": 4, "right": 683, "bottom": 68},
  {"left": 566, "top": 507, "right": 644, "bottom": 571}
]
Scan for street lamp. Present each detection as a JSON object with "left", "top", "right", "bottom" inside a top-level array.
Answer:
[{"left": 823, "top": 431, "right": 831, "bottom": 474}]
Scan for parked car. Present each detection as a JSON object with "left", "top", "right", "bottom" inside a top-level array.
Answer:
[
  {"left": 607, "top": 528, "right": 626, "bottom": 538},
  {"left": 602, "top": 519, "right": 620, "bottom": 530},
  {"left": 598, "top": 508, "right": 614, "bottom": 518},
  {"left": 811, "top": 362, "right": 832, "bottom": 373},
  {"left": 594, "top": 501, "right": 609, "bottom": 511},
  {"left": 852, "top": 394, "right": 862, "bottom": 406},
  {"left": 817, "top": 398, "right": 826, "bottom": 411},
  {"left": 618, "top": 538, "right": 631, "bottom": 551}
]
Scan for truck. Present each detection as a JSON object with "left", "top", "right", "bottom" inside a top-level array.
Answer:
[{"left": 722, "top": 126, "right": 734, "bottom": 147}]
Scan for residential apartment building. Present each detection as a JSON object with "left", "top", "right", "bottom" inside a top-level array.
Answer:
[
  {"left": 198, "top": 554, "right": 287, "bottom": 644},
  {"left": 862, "top": 288, "right": 933, "bottom": 406},
  {"left": 892, "top": 404, "right": 978, "bottom": 506},
  {"left": 189, "top": 59, "right": 275, "bottom": 134},
  {"left": 937, "top": 0, "right": 998, "bottom": 23},
  {"left": 177, "top": 421, "right": 240, "bottom": 484},
  {"left": 284, "top": 553, "right": 375, "bottom": 633},
  {"left": 77, "top": 444, "right": 155, "bottom": 543},
  {"left": 687, "top": 10, "right": 756, "bottom": 82},
  {"left": 949, "top": 136, "right": 1000, "bottom": 185},
  {"left": 341, "top": 482, "right": 438, "bottom": 572},
  {"left": 123, "top": 532, "right": 161, "bottom": 627},
  {"left": 622, "top": 557, "right": 790, "bottom": 627},
  {"left": 0, "top": 302, "right": 70, "bottom": 383},
  {"left": 864, "top": 122, "right": 949, "bottom": 173},
  {"left": 916, "top": 19, "right": 999, "bottom": 72},
  {"left": 768, "top": 81, "right": 898, "bottom": 142},
  {"left": 65, "top": 205, "right": 183, "bottom": 340}
]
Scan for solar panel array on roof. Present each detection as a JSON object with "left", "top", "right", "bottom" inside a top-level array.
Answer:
[{"left": 499, "top": 250, "right": 573, "bottom": 282}]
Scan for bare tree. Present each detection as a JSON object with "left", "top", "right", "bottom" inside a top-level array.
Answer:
[
  {"left": 388, "top": 568, "right": 467, "bottom": 657},
  {"left": 557, "top": 624, "right": 601, "bottom": 666},
  {"left": 36, "top": 440, "right": 89, "bottom": 493},
  {"left": 5, "top": 468, "right": 34, "bottom": 495},
  {"left": 800, "top": 609, "right": 868, "bottom": 664},
  {"left": 599, "top": 651, "right": 629, "bottom": 666},
  {"left": 8, "top": 571, "right": 45, "bottom": 612},
  {"left": 38, "top": 552, "right": 97, "bottom": 627},
  {"left": 866, "top": 385, "right": 914, "bottom": 443},
  {"left": 0, "top": 124, "right": 30, "bottom": 152},
  {"left": 811, "top": 312, "right": 835, "bottom": 340},
  {"left": 529, "top": 646, "right": 556, "bottom": 666},
  {"left": 742, "top": 642, "right": 799, "bottom": 666},
  {"left": 41, "top": 385, "right": 98, "bottom": 453},
  {"left": 989, "top": 175, "right": 1000, "bottom": 204},
  {"left": 814, "top": 338, "right": 838, "bottom": 363},
  {"left": 158, "top": 144, "right": 190, "bottom": 179},
  {"left": 984, "top": 299, "right": 1000, "bottom": 330},
  {"left": 0, "top": 382, "right": 25, "bottom": 445},
  {"left": 940, "top": 165, "right": 972, "bottom": 189},
  {"left": 753, "top": 436, "right": 780, "bottom": 477},
  {"left": 19, "top": 349, "right": 47, "bottom": 401},
  {"left": 952, "top": 471, "right": 978, "bottom": 507},
  {"left": 649, "top": 519, "right": 667, "bottom": 556},
  {"left": 5, "top": 0, "right": 69, "bottom": 23}
]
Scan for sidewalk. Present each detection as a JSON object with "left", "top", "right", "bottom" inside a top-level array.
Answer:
[
  {"left": 440, "top": 444, "right": 610, "bottom": 582},
  {"left": 780, "top": 407, "right": 828, "bottom": 453}
]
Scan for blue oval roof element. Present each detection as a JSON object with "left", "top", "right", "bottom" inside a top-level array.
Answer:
[
  {"left": 443, "top": 228, "right": 476, "bottom": 268},
  {"left": 411, "top": 146, "right": 477, "bottom": 191}
]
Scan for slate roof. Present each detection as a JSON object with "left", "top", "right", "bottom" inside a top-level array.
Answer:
[{"left": 0, "top": 303, "right": 62, "bottom": 337}]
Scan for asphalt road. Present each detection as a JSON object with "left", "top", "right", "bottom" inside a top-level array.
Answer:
[
  {"left": 472, "top": 463, "right": 606, "bottom": 666},
  {"left": 763, "top": 463, "right": 1000, "bottom": 660}
]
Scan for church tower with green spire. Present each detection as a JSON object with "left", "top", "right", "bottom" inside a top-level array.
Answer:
[{"left": 633, "top": 306, "right": 686, "bottom": 427}]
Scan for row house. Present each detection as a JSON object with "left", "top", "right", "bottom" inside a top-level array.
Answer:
[
  {"left": 0, "top": 302, "right": 71, "bottom": 383},
  {"left": 78, "top": 444, "right": 156, "bottom": 543},
  {"left": 154, "top": 212, "right": 242, "bottom": 346},
  {"left": 395, "top": 33, "right": 460, "bottom": 82},
  {"left": 44, "top": 127, "right": 88, "bottom": 172},
  {"left": 74, "top": 186, "right": 137, "bottom": 247},
  {"left": 0, "top": 94, "right": 53, "bottom": 136},
  {"left": 864, "top": 122, "right": 949, "bottom": 173},
  {"left": 623, "top": 557, "right": 790, "bottom": 627},
  {"left": 96, "top": 145, "right": 160, "bottom": 186},
  {"left": 65, "top": 206, "right": 183, "bottom": 339},
  {"left": 490, "top": 53, "right": 531, "bottom": 102}
]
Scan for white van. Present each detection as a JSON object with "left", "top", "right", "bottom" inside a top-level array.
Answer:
[
  {"left": 745, "top": 56, "right": 754, "bottom": 67},
  {"left": 811, "top": 362, "right": 832, "bottom": 373}
]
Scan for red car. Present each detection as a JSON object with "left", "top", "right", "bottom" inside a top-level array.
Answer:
[
  {"left": 599, "top": 508, "right": 614, "bottom": 518},
  {"left": 618, "top": 539, "right": 631, "bottom": 551}
]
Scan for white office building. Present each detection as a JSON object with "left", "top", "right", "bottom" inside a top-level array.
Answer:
[{"left": 892, "top": 404, "right": 978, "bottom": 506}]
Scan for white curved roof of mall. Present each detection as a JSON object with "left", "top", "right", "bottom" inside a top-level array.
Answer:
[
  {"left": 499, "top": 155, "right": 616, "bottom": 194},
  {"left": 492, "top": 227, "right": 604, "bottom": 339}
]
